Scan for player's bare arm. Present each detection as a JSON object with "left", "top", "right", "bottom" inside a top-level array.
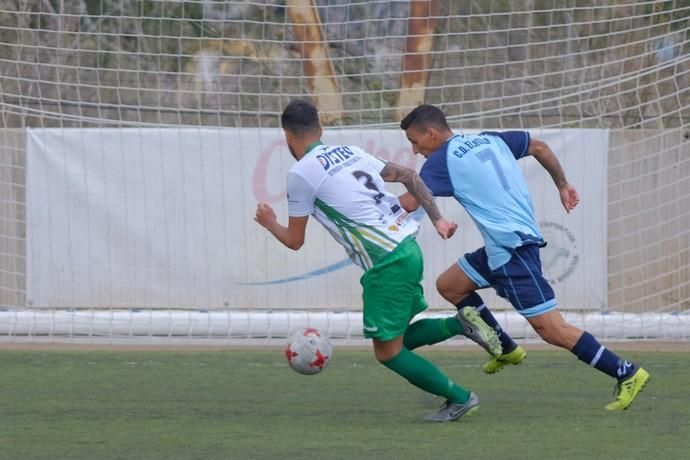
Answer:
[
  {"left": 380, "top": 162, "right": 438, "bottom": 219},
  {"left": 397, "top": 192, "right": 420, "bottom": 213},
  {"left": 380, "top": 162, "right": 457, "bottom": 239},
  {"left": 527, "top": 138, "right": 580, "bottom": 213},
  {"left": 254, "top": 202, "right": 308, "bottom": 250}
]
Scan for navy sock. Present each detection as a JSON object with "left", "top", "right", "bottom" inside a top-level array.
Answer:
[
  {"left": 456, "top": 292, "right": 517, "bottom": 354},
  {"left": 571, "top": 332, "right": 638, "bottom": 381}
]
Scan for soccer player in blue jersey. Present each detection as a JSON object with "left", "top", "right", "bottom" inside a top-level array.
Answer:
[{"left": 398, "top": 104, "right": 650, "bottom": 411}]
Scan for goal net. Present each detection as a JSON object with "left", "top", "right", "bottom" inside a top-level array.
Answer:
[{"left": 0, "top": 1, "right": 687, "bottom": 343}]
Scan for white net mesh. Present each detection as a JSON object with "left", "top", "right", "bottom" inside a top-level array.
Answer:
[{"left": 0, "top": 1, "right": 687, "bottom": 342}]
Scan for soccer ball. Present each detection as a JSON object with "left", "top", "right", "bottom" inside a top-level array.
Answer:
[{"left": 284, "top": 328, "right": 333, "bottom": 375}]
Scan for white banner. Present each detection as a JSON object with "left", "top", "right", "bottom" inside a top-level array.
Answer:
[{"left": 27, "top": 128, "right": 607, "bottom": 310}]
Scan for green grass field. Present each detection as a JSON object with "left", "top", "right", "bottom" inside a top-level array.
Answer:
[{"left": 0, "top": 347, "right": 688, "bottom": 460}]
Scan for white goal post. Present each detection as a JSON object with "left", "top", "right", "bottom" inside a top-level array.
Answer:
[{"left": 0, "top": 1, "right": 688, "bottom": 343}]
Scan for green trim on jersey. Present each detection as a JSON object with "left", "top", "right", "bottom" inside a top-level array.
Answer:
[
  {"left": 335, "top": 224, "right": 367, "bottom": 269},
  {"left": 304, "top": 140, "right": 324, "bottom": 155},
  {"left": 315, "top": 198, "right": 399, "bottom": 270}
]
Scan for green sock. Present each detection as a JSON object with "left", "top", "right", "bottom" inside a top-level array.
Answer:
[
  {"left": 403, "top": 317, "right": 463, "bottom": 350},
  {"left": 382, "top": 347, "right": 470, "bottom": 404}
]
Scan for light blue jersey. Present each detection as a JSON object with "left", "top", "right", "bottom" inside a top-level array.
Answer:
[{"left": 420, "top": 131, "right": 544, "bottom": 270}]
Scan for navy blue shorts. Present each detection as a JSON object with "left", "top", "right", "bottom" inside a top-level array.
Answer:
[{"left": 458, "top": 244, "right": 557, "bottom": 318}]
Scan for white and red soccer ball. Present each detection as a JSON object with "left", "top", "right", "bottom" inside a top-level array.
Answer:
[{"left": 284, "top": 328, "right": 333, "bottom": 375}]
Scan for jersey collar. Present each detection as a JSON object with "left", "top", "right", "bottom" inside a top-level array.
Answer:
[
  {"left": 428, "top": 135, "right": 459, "bottom": 159},
  {"left": 304, "top": 140, "right": 324, "bottom": 155}
]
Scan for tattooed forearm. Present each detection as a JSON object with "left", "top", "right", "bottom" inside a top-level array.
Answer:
[
  {"left": 408, "top": 174, "right": 442, "bottom": 222},
  {"left": 539, "top": 155, "right": 568, "bottom": 189},
  {"left": 380, "top": 162, "right": 441, "bottom": 223},
  {"left": 529, "top": 139, "right": 569, "bottom": 189}
]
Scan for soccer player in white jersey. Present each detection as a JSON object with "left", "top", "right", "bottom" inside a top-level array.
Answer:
[
  {"left": 254, "top": 99, "right": 502, "bottom": 422},
  {"left": 399, "top": 104, "right": 650, "bottom": 411}
]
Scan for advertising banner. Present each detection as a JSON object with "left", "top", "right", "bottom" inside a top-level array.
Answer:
[{"left": 27, "top": 128, "right": 607, "bottom": 310}]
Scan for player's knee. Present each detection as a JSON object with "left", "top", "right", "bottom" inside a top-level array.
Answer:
[
  {"left": 372, "top": 339, "right": 402, "bottom": 363},
  {"left": 373, "top": 347, "right": 389, "bottom": 363},
  {"left": 436, "top": 277, "right": 458, "bottom": 302}
]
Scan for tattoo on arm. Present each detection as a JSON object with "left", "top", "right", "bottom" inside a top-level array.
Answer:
[
  {"left": 530, "top": 140, "right": 568, "bottom": 189},
  {"left": 533, "top": 152, "right": 568, "bottom": 189},
  {"left": 380, "top": 162, "right": 441, "bottom": 222}
]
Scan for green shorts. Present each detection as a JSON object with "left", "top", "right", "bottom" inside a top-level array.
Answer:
[{"left": 360, "top": 237, "right": 428, "bottom": 341}]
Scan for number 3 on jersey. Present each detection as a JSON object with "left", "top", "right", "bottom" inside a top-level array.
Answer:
[{"left": 352, "top": 170, "right": 384, "bottom": 204}]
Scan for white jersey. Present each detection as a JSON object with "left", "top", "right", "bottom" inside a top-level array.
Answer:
[{"left": 287, "top": 143, "right": 420, "bottom": 271}]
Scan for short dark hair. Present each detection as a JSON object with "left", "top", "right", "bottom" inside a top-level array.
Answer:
[
  {"left": 399, "top": 104, "right": 450, "bottom": 131},
  {"left": 281, "top": 99, "right": 321, "bottom": 134}
]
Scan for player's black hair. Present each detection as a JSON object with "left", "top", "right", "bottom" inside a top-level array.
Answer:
[
  {"left": 399, "top": 104, "right": 451, "bottom": 132},
  {"left": 281, "top": 99, "right": 321, "bottom": 135}
]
